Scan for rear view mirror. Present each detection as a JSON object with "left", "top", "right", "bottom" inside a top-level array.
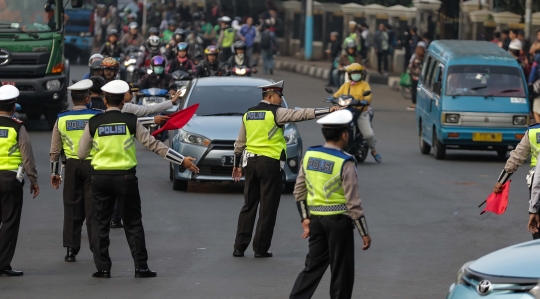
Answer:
[
  {"left": 433, "top": 82, "right": 441, "bottom": 95},
  {"left": 362, "top": 90, "right": 371, "bottom": 96},
  {"left": 325, "top": 87, "right": 333, "bottom": 94},
  {"left": 71, "top": 0, "right": 83, "bottom": 8}
]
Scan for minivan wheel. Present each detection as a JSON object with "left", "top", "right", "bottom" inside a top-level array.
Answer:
[
  {"left": 432, "top": 130, "right": 446, "bottom": 160},
  {"left": 495, "top": 147, "right": 508, "bottom": 159},
  {"left": 169, "top": 163, "right": 173, "bottom": 181},
  {"left": 419, "top": 124, "right": 431, "bottom": 155}
]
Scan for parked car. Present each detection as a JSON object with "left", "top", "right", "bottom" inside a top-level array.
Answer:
[
  {"left": 168, "top": 77, "right": 303, "bottom": 191},
  {"left": 447, "top": 239, "right": 540, "bottom": 298}
]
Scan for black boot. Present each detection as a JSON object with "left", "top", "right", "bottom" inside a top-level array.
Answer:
[
  {"left": 135, "top": 268, "right": 157, "bottom": 278},
  {"left": 92, "top": 271, "right": 111, "bottom": 278},
  {"left": 110, "top": 220, "right": 123, "bottom": 228},
  {"left": 65, "top": 248, "right": 76, "bottom": 262}
]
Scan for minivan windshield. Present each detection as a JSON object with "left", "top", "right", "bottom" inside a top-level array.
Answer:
[
  {"left": 186, "top": 85, "right": 288, "bottom": 116},
  {"left": 0, "top": 0, "right": 61, "bottom": 32},
  {"left": 446, "top": 65, "right": 526, "bottom": 97}
]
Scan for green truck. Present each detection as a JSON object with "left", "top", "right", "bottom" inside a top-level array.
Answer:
[{"left": 0, "top": 0, "right": 86, "bottom": 128}]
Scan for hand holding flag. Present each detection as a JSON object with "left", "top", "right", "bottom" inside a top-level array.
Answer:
[
  {"left": 479, "top": 181, "right": 511, "bottom": 215},
  {"left": 151, "top": 104, "right": 199, "bottom": 136}
]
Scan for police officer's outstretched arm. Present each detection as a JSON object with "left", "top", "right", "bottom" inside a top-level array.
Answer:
[
  {"left": 134, "top": 122, "right": 199, "bottom": 173},
  {"left": 342, "top": 160, "right": 370, "bottom": 250},
  {"left": 494, "top": 132, "right": 531, "bottom": 193},
  {"left": 19, "top": 125, "right": 39, "bottom": 198}
]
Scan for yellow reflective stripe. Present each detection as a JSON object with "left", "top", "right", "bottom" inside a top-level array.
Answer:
[
  {"left": 268, "top": 125, "right": 279, "bottom": 140},
  {"left": 7, "top": 144, "right": 18, "bottom": 156},
  {"left": 305, "top": 178, "right": 314, "bottom": 197},
  {"left": 323, "top": 175, "right": 342, "bottom": 199}
]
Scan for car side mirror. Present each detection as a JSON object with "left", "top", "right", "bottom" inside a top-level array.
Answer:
[
  {"left": 325, "top": 87, "right": 333, "bottom": 94},
  {"left": 71, "top": 0, "right": 83, "bottom": 8},
  {"left": 433, "top": 82, "right": 441, "bottom": 95},
  {"left": 362, "top": 90, "right": 371, "bottom": 96}
]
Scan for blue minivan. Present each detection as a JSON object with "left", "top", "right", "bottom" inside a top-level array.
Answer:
[{"left": 416, "top": 40, "right": 530, "bottom": 159}]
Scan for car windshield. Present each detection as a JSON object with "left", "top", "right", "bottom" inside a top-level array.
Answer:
[
  {"left": 186, "top": 85, "right": 287, "bottom": 115},
  {"left": 0, "top": 0, "right": 62, "bottom": 32},
  {"left": 445, "top": 65, "right": 526, "bottom": 97}
]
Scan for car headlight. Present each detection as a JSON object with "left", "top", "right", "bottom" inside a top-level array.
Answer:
[
  {"left": 513, "top": 115, "right": 528, "bottom": 125},
  {"left": 284, "top": 130, "right": 298, "bottom": 145},
  {"left": 79, "top": 32, "right": 91, "bottom": 37},
  {"left": 179, "top": 130, "right": 210, "bottom": 147},
  {"left": 337, "top": 98, "right": 352, "bottom": 107},
  {"left": 46, "top": 80, "right": 61, "bottom": 90},
  {"left": 445, "top": 114, "right": 460, "bottom": 124},
  {"left": 455, "top": 261, "right": 474, "bottom": 285},
  {"left": 142, "top": 97, "right": 165, "bottom": 106},
  {"left": 124, "top": 58, "right": 136, "bottom": 66}
]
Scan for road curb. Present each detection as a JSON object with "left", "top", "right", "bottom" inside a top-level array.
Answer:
[{"left": 274, "top": 59, "right": 399, "bottom": 87}]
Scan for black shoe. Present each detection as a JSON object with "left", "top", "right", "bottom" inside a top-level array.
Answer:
[
  {"left": 110, "top": 221, "right": 123, "bottom": 228},
  {"left": 254, "top": 252, "right": 273, "bottom": 258},
  {"left": 135, "top": 268, "right": 157, "bottom": 278},
  {"left": 269, "top": 69, "right": 273, "bottom": 75},
  {"left": 0, "top": 269, "right": 23, "bottom": 276},
  {"left": 232, "top": 250, "right": 244, "bottom": 257},
  {"left": 92, "top": 271, "right": 111, "bottom": 278},
  {"left": 65, "top": 248, "right": 76, "bottom": 262}
]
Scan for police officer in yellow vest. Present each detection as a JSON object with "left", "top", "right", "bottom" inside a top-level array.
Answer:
[
  {"left": 494, "top": 123, "right": 540, "bottom": 239},
  {"left": 232, "top": 80, "right": 341, "bottom": 258},
  {"left": 290, "top": 109, "right": 371, "bottom": 299},
  {"left": 217, "top": 16, "right": 235, "bottom": 62},
  {"left": 0, "top": 85, "right": 39, "bottom": 277},
  {"left": 78, "top": 80, "right": 199, "bottom": 278},
  {"left": 50, "top": 79, "right": 102, "bottom": 263}
]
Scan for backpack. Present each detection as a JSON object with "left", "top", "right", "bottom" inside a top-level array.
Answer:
[{"left": 260, "top": 31, "right": 271, "bottom": 49}]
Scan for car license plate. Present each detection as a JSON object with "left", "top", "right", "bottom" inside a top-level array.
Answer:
[
  {"left": 472, "top": 132, "right": 502, "bottom": 142},
  {"left": 2, "top": 82, "right": 15, "bottom": 86},
  {"left": 221, "top": 155, "right": 234, "bottom": 167}
]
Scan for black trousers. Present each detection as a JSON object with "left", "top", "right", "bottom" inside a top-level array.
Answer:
[
  {"left": 411, "top": 79, "right": 418, "bottom": 105},
  {"left": 63, "top": 159, "right": 93, "bottom": 254},
  {"left": 377, "top": 50, "right": 389, "bottom": 73},
  {"left": 112, "top": 200, "right": 122, "bottom": 224},
  {"left": 0, "top": 171, "right": 23, "bottom": 271},
  {"left": 234, "top": 156, "right": 282, "bottom": 254},
  {"left": 91, "top": 174, "right": 148, "bottom": 271},
  {"left": 290, "top": 215, "right": 355, "bottom": 299},
  {"left": 529, "top": 172, "right": 540, "bottom": 240}
]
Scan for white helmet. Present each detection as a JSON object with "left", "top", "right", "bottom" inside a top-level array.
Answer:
[
  {"left": 88, "top": 53, "right": 104, "bottom": 67},
  {"left": 147, "top": 35, "right": 161, "bottom": 52}
]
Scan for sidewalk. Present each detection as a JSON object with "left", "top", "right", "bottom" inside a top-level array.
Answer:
[{"left": 273, "top": 56, "right": 400, "bottom": 87}]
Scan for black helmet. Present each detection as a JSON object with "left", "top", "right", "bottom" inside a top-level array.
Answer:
[
  {"left": 107, "top": 29, "right": 118, "bottom": 38},
  {"left": 171, "top": 70, "right": 191, "bottom": 80},
  {"left": 234, "top": 40, "right": 246, "bottom": 50},
  {"left": 90, "top": 59, "right": 102, "bottom": 70},
  {"left": 168, "top": 20, "right": 177, "bottom": 27},
  {"left": 192, "top": 12, "right": 201, "bottom": 21},
  {"left": 89, "top": 76, "right": 106, "bottom": 93},
  {"left": 148, "top": 27, "right": 159, "bottom": 36}
]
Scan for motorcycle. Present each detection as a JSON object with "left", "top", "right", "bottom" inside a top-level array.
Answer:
[
  {"left": 171, "top": 70, "right": 193, "bottom": 89},
  {"left": 324, "top": 88, "right": 372, "bottom": 163},
  {"left": 124, "top": 46, "right": 142, "bottom": 83},
  {"left": 137, "top": 88, "right": 170, "bottom": 135},
  {"left": 225, "top": 58, "right": 259, "bottom": 77}
]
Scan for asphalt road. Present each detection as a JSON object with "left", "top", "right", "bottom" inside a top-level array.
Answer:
[{"left": 0, "top": 65, "right": 533, "bottom": 299}]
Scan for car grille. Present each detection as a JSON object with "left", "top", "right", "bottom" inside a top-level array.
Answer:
[
  {"left": 462, "top": 268, "right": 538, "bottom": 294},
  {"left": 210, "top": 140, "right": 235, "bottom": 150},
  {"left": 10, "top": 59, "right": 38, "bottom": 65},
  {"left": 198, "top": 166, "right": 233, "bottom": 175}
]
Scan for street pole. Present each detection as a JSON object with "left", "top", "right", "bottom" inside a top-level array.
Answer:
[
  {"left": 305, "top": 0, "right": 313, "bottom": 60},
  {"left": 525, "top": 0, "right": 532, "bottom": 40},
  {"left": 142, "top": 0, "right": 147, "bottom": 35}
]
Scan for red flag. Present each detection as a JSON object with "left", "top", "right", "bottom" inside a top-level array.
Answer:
[
  {"left": 151, "top": 104, "right": 199, "bottom": 136},
  {"left": 480, "top": 181, "right": 511, "bottom": 215}
]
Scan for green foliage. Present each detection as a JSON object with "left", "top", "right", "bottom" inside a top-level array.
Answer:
[
  {"left": 313, "top": 0, "right": 413, "bottom": 6},
  {"left": 493, "top": 0, "right": 540, "bottom": 15}
]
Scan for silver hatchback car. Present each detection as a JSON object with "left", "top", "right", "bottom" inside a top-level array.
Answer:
[{"left": 168, "top": 77, "right": 303, "bottom": 192}]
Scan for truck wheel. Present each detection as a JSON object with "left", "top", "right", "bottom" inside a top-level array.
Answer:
[
  {"left": 432, "top": 130, "right": 446, "bottom": 160},
  {"left": 173, "top": 177, "right": 188, "bottom": 191}
]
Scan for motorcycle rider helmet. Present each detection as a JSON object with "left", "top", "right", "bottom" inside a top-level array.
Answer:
[
  {"left": 192, "top": 12, "right": 201, "bottom": 21},
  {"left": 150, "top": 56, "right": 166, "bottom": 75},
  {"left": 177, "top": 42, "right": 189, "bottom": 52},
  {"left": 147, "top": 36, "right": 161, "bottom": 53},
  {"left": 107, "top": 29, "right": 118, "bottom": 38},
  {"left": 221, "top": 16, "right": 231, "bottom": 23},
  {"left": 148, "top": 27, "right": 159, "bottom": 36},
  {"left": 345, "top": 39, "right": 357, "bottom": 50},
  {"left": 173, "top": 28, "right": 186, "bottom": 42},
  {"left": 128, "top": 13, "right": 138, "bottom": 21},
  {"left": 100, "top": 57, "right": 120, "bottom": 70},
  {"left": 204, "top": 45, "right": 219, "bottom": 55},
  {"left": 129, "top": 22, "right": 138, "bottom": 30},
  {"left": 234, "top": 40, "right": 246, "bottom": 52},
  {"left": 346, "top": 63, "right": 365, "bottom": 82},
  {"left": 88, "top": 54, "right": 104, "bottom": 67},
  {"left": 90, "top": 59, "right": 102, "bottom": 71},
  {"left": 168, "top": 20, "right": 177, "bottom": 29}
]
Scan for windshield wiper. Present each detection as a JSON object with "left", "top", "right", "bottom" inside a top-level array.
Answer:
[
  {"left": 486, "top": 89, "right": 521, "bottom": 97},
  {"left": 451, "top": 86, "right": 488, "bottom": 97},
  {"left": 200, "top": 112, "right": 244, "bottom": 116}
]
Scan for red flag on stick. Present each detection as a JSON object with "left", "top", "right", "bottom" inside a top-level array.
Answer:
[
  {"left": 479, "top": 181, "right": 511, "bottom": 215},
  {"left": 151, "top": 104, "right": 199, "bottom": 136}
]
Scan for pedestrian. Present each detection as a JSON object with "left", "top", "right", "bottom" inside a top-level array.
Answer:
[
  {"left": 501, "top": 29, "right": 510, "bottom": 51},
  {"left": 326, "top": 31, "right": 341, "bottom": 87},
  {"left": 491, "top": 30, "right": 502, "bottom": 48},
  {"left": 260, "top": 24, "right": 277, "bottom": 75},
  {"left": 50, "top": 79, "right": 101, "bottom": 262},
  {"left": 374, "top": 23, "right": 390, "bottom": 75},
  {"left": 289, "top": 109, "right": 371, "bottom": 299},
  {"left": 407, "top": 45, "right": 425, "bottom": 111},
  {"left": 518, "top": 30, "right": 530, "bottom": 56},
  {"left": 217, "top": 16, "right": 235, "bottom": 62},
  {"left": 529, "top": 29, "right": 540, "bottom": 58},
  {"left": 231, "top": 80, "right": 342, "bottom": 258},
  {"left": 359, "top": 23, "right": 370, "bottom": 61},
  {"left": 0, "top": 85, "right": 39, "bottom": 277},
  {"left": 78, "top": 80, "right": 199, "bottom": 278},
  {"left": 238, "top": 17, "right": 257, "bottom": 60}
]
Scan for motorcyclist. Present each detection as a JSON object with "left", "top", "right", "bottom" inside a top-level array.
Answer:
[
  {"left": 100, "top": 57, "right": 120, "bottom": 83},
  {"left": 167, "top": 43, "right": 196, "bottom": 74},
  {"left": 138, "top": 35, "right": 164, "bottom": 69},
  {"left": 148, "top": 27, "right": 159, "bottom": 37},
  {"left": 196, "top": 46, "right": 222, "bottom": 78},
  {"left": 82, "top": 54, "right": 103, "bottom": 79},
  {"left": 185, "top": 30, "right": 204, "bottom": 59},
  {"left": 99, "top": 29, "right": 123, "bottom": 58},
  {"left": 139, "top": 56, "right": 175, "bottom": 89},
  {"left": 226, "top": 40, "right": 256, "bottom": 76},
  {"left": 165, "top": 28, "right": 186, "bottom": 60},
  {"left": 161, "top": 19, "right": 177, "bottom": 43},
  {"left": 120, "top": 22, "right": 144, "bottom": 49},
  {"left": 332, "top": 39, "right": 363, "bottom": 86},
  {"left": 333, "top": 63, "right": 381, "bottom": 163}
]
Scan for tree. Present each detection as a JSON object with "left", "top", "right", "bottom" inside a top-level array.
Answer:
[{"left": 493, "top": 0, "right": 540, "bottom": 15}]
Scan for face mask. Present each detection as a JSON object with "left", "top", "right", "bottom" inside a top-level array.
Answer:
[
  {"left": 237, "top": 53, "right": 244, "bottom": 59},
  {"left": 351, "top": 74, "right": 362, "bottom": 81},
  {"left": 154, "top": 66, "right": 164, "bottom": 75}
]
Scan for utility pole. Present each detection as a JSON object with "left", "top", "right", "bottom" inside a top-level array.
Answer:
[
  {"left": 304, "top": 0, "right": 313, "bottom": 60},
  {"left": 525, "top": 0, "right": 532, "bottom": 39},
  {"left": 142, "top": 0, "right": 147, "bottom": 35}
]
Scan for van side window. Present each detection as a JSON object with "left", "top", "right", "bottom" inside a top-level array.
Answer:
[
  {"left": 426, "top": 60, "right": 439, "bottom": 90},
  {"left": 421, "top": 56, "right": 432, "bottom": 82}
]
